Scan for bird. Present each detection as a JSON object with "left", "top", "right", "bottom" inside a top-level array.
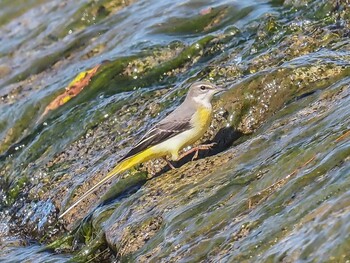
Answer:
[{"left": 59, "top": 81, "right": 224, "bottom": 218}]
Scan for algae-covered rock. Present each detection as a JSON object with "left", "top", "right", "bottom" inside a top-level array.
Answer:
[{"left": 1, "top": 0, "right": 350, "bottom": 262}]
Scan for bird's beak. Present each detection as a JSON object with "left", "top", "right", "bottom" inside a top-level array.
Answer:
[{"left": 214, "top": 85, "right": 227, "bottom": 94}]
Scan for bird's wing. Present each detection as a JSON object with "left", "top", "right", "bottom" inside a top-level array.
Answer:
[
  {"left": 119, "top": 118, "right": 192, "bottom": 162},
  {"left": 59, "top": 115, "right": 192, "bottom": 218}
]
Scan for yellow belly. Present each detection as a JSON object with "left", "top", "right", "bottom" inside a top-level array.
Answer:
[
  {"left": 188, "top": 106, "right": 212, "bottom": 144},
  {"left": 151, "top": 107, "right": 212, "bottom": 160}
]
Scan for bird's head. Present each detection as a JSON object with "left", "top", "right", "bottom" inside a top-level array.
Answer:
[{"left": 186, "top": 81, "right": 225, "bottom": 108}]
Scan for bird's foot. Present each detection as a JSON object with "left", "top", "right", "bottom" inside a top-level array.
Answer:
[
  {"left": 163, "top": 157, "right": 176, "bottom": 169},
  {"left": 178, "top": 142, "right": 216, "bottom": 161}
]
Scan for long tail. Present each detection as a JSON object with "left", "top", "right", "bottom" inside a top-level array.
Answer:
[{"left": 59, "top": 148, "right": 155, "bottom": 218}]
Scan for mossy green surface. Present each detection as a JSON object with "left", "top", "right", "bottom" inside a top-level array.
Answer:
[{"left": 0, "top": 0, "right": 350, "bottom": 262}]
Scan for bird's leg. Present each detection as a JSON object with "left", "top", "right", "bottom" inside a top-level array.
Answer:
[
  {"left": 163, "top": 157, "right": 176, "bottom": 170},
  {"left": 178, "top": 143, "right": 216, "bottom": 161}
]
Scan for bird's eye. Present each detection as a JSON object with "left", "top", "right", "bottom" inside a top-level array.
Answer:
[{"left": 200, "top": 86, "right": 206, "bottom": 90}]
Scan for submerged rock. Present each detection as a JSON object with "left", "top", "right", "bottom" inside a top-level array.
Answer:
[{"left": 0, "top": 0, "right": 349, "bottom": 262}]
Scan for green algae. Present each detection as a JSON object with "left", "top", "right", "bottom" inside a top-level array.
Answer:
[
  {"left": 0, "top": 35, "right": 217, "bottom": 164},
  {"left": 69, "top": 232, "right": 106, "bottom": 263},
  {"left": 153, "top": 5, "right": 252, "bottom": 36},
  {"left": 0, "top": 0, "right": 45, "bottom": 27},
  {"left": 6, "top": 176, "right": 28, "bottom": 205},
  {"left": 46, "top": 171, "right": 149, "bottom": 262},
  {"left": 99, "top": 171, "right": 148, "bottom": 204},
  {"left": 45, "top": 234, "right": 74, "bottom": 252},
  {"left": 220, "top": 63, "right": 350, "bottom": 134},
  {"left": 1, "top": 0, "right": 350, "bottom": 262},
  {"left": 0, "top": 28, "right": 109, "bottom": 89},
  {"left": 0, "top": 102, "right": 41, "bottom": 155},
  {"left": 52, "top": 0, "right": 135, "bottom": 39},
  {"left": 57, "top": 61, "right": 349, "bottom": 261}
]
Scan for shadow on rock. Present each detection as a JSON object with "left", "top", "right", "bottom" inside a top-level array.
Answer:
[{"left": 158, "top": 127, "right": 243, "bottom": 173}]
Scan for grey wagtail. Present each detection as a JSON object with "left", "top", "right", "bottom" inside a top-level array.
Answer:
[{"left": 59, "top": 81, "right": 224, "bottom": 218}]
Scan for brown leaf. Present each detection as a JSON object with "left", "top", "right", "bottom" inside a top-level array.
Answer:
[
  {"left": 335, "top": 130, "right": 350, "bottom": 143},
  {"left": 37, "top": 64, "right": 100, "bottom": 123}
]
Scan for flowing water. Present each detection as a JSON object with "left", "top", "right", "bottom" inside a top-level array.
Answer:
[{"left": 0, "top": 0, "right": 349, "bottom": 262}]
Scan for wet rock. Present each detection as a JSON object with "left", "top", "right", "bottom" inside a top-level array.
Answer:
[
  {"left": 219, "top": 63, "right": 350, "bottom": 134},
  {"left": 108, "top": 215, "right": 163, "bottom": 257},
  {"left": 1, "top": 0, "right": 350, "bottom": 262}
]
